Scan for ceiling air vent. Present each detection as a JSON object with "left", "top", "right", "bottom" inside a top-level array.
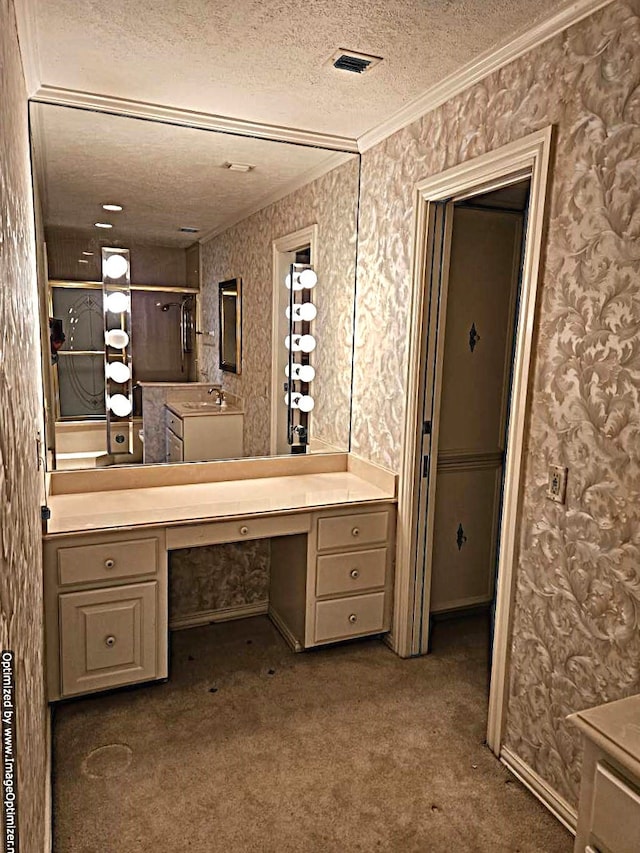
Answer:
[{"left": 330, "top": 49, "right": 382, "bottom": 74}]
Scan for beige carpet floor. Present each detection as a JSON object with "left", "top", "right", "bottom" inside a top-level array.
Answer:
[{"left": 52, "top": 613, "right": 572, "bottom": 852}]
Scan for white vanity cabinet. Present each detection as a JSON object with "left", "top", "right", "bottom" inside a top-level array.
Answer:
[
  {"left": 165, "top": 404, "right": 243, "bottom": 462},
  {"left": 43, "top": 530, "right": 168, "bottom": 701},
  {"left": 269, "top": 504, "right": 395, "bottom": 651},
  {"left": 570, "top": 696, "right": 640, "bottom": 853}
]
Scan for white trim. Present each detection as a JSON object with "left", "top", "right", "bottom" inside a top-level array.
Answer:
[
  {"left": 169, "top": 601, "right": 268, "bottom": 631},
  {"left": 357, "top": 0, "right": 613, "bottom": 152},
  {"left": 395, "top": 128, "right": 554, "bottom": 758},
  {"left": 30, "top": 85, "right": 359, "bottom": 153},
  {"left": 198, "top": 152, "right": 350, "bottom": 245},
  {"left": 268, "top": 606, "right": 303, "bottom": 652},
  {"left": 14, "top": 0, "right": 41, "bottom": 96},
  {"left": 270, "top": 225, "right": 318, "bottom": 456},
  {"left": 500, "top": 746, "right": 578, "bottom": 834}
]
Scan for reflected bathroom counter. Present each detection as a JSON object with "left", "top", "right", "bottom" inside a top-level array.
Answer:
[
  {"left": 44, "top": 453, "right": 397, "bottom": 536},
  {"left": 166, "top": 400, "right": 244, "bottom": 417}
]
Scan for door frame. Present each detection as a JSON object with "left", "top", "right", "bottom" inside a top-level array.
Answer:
[
  {"left": 270, "top": 224, "right": 318, "bottom": 455},
  {"left": 394, "top": 127, "right": 553, "bottom": 755}
]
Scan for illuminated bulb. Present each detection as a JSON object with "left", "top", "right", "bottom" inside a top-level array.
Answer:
[
  {"left": 105, "top": 329, "right": 129, "bottom": 349},
  {"left": 298, "top": 334, "right": 316, "bottom": 353},
  {"left": 285, "top": 335, "right": 301, "bottom": 352},
  {"left": 297, "top": 364, "right": 315, "bottom": 383},
  {"left": 102, "top": 203, "right": 123, "bottom": 212},
  {"left": 284, "top": 392, "right": 301, "bottom": 409},
  {"left": 286, "top": 302, "right": 317, "bottom": 322},
  {"left": 95, "top": 222, "right": 112, "bottom": 229},
  {"left": 298, "top": 268, "right": 318, "bottom": 289},
  {"left": 105, "top": 361, "right": 131, "bottom": 383},
  {"left": 285, "top": 272, "right": 305, "bottom": 292},
  {"left": 105, "top": 291, "right": 129, "bottom": 313},
  {"left": 108, "top": 394, "right": 132, "bottom": 417},
  {"left": 298, "top": 395, "right": 315, "bottom": 413},
  {"left": 103, "top": 253, "right": 129, "bottom": 279}
]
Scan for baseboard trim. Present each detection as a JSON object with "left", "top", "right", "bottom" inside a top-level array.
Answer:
[
  {"left": 500, "top": 745, "right": 577, "bottom": 834},
  {"left": 169, "top": 601, "right": 268, "bottom": 631},
  {"left": 268, "top": 606, "right": 303, "bottom": 652}
]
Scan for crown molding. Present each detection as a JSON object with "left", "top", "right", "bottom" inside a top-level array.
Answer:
[
  {"left": 30, "top": 85, "right": 360, "bottom": 153},
  {"left": 198, "top": 150, "right": 354, "bottom": 244},
  {"left": 14, "top": 0, "right": 42, "bottom": 95},
  {"left": 357, "top": 0, "right": 614, "bottom": 152}
]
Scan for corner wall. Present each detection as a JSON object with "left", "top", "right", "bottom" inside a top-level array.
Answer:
[
  {"left": 351, "top": 0, "right": 640, "bottom": 807},
  {"left": 0, "top": 0, "right": 48, "bottom": 847}
]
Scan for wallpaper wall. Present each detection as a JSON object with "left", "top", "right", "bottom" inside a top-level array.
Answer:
[
  {"left": 0, "top": 1, "right": 48, "bottom": 848},
  {"left": 351, "top": 0, "right": 640, "bottom": 808},
  {"left": 200, "top": 157, "right": 359, "bottom": 457}
]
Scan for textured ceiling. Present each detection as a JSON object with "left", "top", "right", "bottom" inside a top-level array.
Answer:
[
  {"left": 33, "top": 104, "right": 354, "bottom": 246},
  {"left": 33, "top": 0, "right": 561, "bottom": 139}
]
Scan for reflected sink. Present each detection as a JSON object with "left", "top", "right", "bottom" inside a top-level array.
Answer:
[{"left": 182, "top": 401, "right": 229, "bottom": 410}]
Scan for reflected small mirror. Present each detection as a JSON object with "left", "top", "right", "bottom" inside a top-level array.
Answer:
[{"left": 219, "top": 278, "right": 241, "bottom": 374}]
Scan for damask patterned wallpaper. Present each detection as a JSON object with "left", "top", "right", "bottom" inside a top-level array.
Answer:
[
  {"left": 200, "top": 157, "right": 359, "bottom": 457},
  {"left": 0, "top": 1, "right": 48, "bottom": 847},
  {"left": 351, "top": 0, "right": 640, "bottom": 808}
]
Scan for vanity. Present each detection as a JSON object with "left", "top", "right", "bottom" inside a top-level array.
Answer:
[
  {"left": 42, "top": 453, "right": 396, "bottom": 701},
  {"left": 165, "top": 398, "right": 244, "bottom": 463}
]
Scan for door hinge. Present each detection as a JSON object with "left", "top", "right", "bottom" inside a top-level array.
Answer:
[
  {"left": 423, "top": 420, "right": 431, "bottom": 435},
  {"left": 422, "top": 456, "right": 429, "bottom": 478}
]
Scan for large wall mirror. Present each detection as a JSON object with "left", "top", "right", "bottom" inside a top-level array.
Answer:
[{"left": 29, "top": 102, "right": 360, "bottom": 470}]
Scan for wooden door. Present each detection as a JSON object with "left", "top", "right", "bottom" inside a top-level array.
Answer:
[{"left": 418, "top": 205, "right": 523, "bottom": 635}]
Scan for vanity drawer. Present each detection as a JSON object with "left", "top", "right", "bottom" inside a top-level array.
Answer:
[
  {"left": 317, "top": 510, "right": 389, "bottom": 552},
  {"left": 166, "top": 410, "right": 183, "bottom": 439},
  {"left": 166, "top": 428, "right": 184, "bottom": 463},
  {"left": 315, "top": 592, "right": 385, "bottom": 643},
  {"left": 58, "top": 538, "right": 159, "bottom": 586},
  {"left": 59, "top": 581, "right": 158, "bottom": 696},
  {"left": 589, "top": 762, "right": 640, "bottom": 853},
  {"left": 316, "top": 548, "right": 387, "bottom": 597},
  {"left": 166, "top": 513, "right": 311, "bottom": 548}
]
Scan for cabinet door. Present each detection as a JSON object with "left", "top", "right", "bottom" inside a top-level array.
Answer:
[
  {"left": 59, "top": 582, "right": 158, "bottom": 697},
  {"left": 166, "top": 428, "right": 184, "bottom": 463}
]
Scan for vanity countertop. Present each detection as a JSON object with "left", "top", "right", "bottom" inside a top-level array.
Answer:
[
  {"left": 166, "top": 401, "right": 244, "bottom": 418},
  {"left": 569, "top": 694, "right": 640, "bottom": 780}
]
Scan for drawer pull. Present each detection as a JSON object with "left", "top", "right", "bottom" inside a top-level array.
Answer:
[
  {"left": 350, "top": 569, "right": 360, "bottom": 579},
  {"left": 348, "top": 614, "right": 358, "bottom": 624},
  {"left": 105, "top": 635, "right": 117, "bottom": 648},
  {"left": 239, "top": 525, "right": 249, "bottom": 535},
  {"left": 351, "top": 527, "right": 360, "bottom": 537},
  {"left": 104, "top": 559, "right": 115, "bottom": 569}
]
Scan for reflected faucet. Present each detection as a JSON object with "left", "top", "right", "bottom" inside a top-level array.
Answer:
[{"left": 207, "top": 387, "right": 225, "bottom": 405}]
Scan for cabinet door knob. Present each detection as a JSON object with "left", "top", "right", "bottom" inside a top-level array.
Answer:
[
  {"left": 350, "top": 569, "right": 360, "bottom": 579},
  {"left": 351, "top": 527, "right": 360, "bottom": 537},
  {"left": 104, "top": 559, "right": 115, "bottom": 569},
  {"left": 105, "top": 635, "right": 116, "bottom": 647},
  {"left": 348, "top": 614, "right": 358, "bottom": 624},
  {"left": 240, "top": 525, "right": 249, "bottom": 535}
]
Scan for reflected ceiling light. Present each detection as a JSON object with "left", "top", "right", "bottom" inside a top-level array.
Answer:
[
  {"left": 108, "top": 394, "right": 132, "bottom": 417},
  {"left": 285, "top": 335, "right": 301, "bottom": 352},
  {"left": 284, "top": 392, "right": 301, "bottom": 409},
  {"left": 95, "top": 222, "right": 113, "bottom": 229},
  {"left": 298, "top": 395, "right": 315, "bottom": 413},
  {"left": 106, "top": 361, "right": 131, "bottom": 384},
  {"left": 105, "top": 329, "right": 129, "bottom": 349},
  {"left": 102, "top": 203, "right": 123, "bottom": 212},
  {"left": 285, "top": 363, "right": 315, "bottom": 383},
  {"left": 105, "top": 291, "right": 129, "bottom": 313},
  {"left": 103, "top": 254, "right": 129, "bottom": 279},
  {"left": 78, "top": 259, "right": 89, "bottom": 264},
  {"left": 298, "top": 334, "right": 316, "bottom": 353},
  {"left": 82, "top": 251, "right": 94, "bottom": 256},
  {"left": 298, "top": 269, "right": 318, "bottom": 289}
]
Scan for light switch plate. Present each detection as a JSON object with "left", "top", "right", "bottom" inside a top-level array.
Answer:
[{"left": 547, "top": 464, "right": 568, "bottom": 504}]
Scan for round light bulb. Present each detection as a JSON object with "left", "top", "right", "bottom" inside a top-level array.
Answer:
[
  {"left": 105, "top": 291, "right": 129, "bottom": 313},
  {"left": 103, "top": 254, "right": 129, "bottom": 279},
  {"left": 285, "top": 272, "right": 305, "bottom": 292},
  {"left": 297, "top": 364, "right": 315, "bottom": 383},
  {"left": 286, "top": 302, "right": 317, "bottom": 322},
  {"left": 298, "top": 268, "right": 318, "bottom": 289},
  {"left": 298, "top": 334, "right": 316, "bottom": 353},
  {"left": 106, "top": 361, "right": 131, "bottom": 383},
  {"left": 298, "top": 395, "right": 315, "bottom": 413},
  {"left": 108, "top": 394, "right": 132, "bottom": 417},
  {"left": 285, "top": 335, "right": 301, "bottom": 352},
  {"left": 105, "top": 329, "right": 129, "bottom": 349},
  {"left": 284, "top": 392, "right": 301, "bottom": 409}
]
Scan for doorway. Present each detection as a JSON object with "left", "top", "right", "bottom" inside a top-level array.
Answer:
[
  {"left": 422, "top": 180, "right": 530, "bottom": 666},
  {"left": 395, "top": 128, "right": 553, "bottom": 756}
]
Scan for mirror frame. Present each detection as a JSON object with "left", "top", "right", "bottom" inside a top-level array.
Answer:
[{"left": 218, "top": 277, "right": 242, "bottom": 374}]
